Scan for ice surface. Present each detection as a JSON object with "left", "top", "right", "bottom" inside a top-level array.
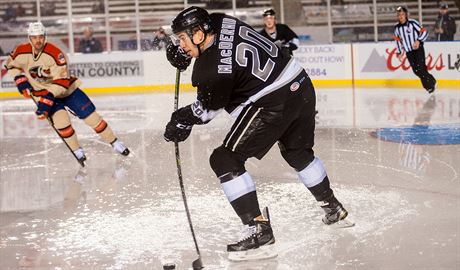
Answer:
[{"left": 0, "top": 89, "right": 459, "bottom": 269}]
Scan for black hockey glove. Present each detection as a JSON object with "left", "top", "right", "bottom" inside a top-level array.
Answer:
[
  {"left": 287, "top": 42, "right": 298, "bottom": 51},
  {"left": 164, "top": 106, "right": 192, "bottom": 142},
  {"left": 164, "top": 105, "right": 205, "bottom": 142},
  {"left": 164, "top": 120, "right": 192, "bottom": 142},
  {"left": 166, "top": 44, "right": 191, "bottom": 72}
]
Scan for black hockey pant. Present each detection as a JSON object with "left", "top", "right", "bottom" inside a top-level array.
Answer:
[{"left": 210, "top": 71, "right": 320, "bottom": 224}]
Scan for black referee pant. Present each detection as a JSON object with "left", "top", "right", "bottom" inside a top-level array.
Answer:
[{"left": 406, "top": 44, "right": 436, "bottom": 91}]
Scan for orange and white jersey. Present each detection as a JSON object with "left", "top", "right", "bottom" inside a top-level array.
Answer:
[{"left": 5, "top": 42, "right": 82, "bottom": 98}]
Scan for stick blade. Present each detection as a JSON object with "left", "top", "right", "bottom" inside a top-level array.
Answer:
[
  {"left": 78, "top": 159, "right": 85, "bottom": 167},
  {"left": 329, "top": 219, "right": 355, "bottom": 228},
  {"left": 192, "top": 257, "right": 204, "bottom": 269}
]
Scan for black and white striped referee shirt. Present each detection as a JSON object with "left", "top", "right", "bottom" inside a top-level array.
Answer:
[{"left": 393, "top": 19, "right": 428, "bottom": 54}]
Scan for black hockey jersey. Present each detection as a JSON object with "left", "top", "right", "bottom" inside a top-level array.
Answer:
[{"left": 192, "top": 13, "right": 303, "bottom": 117}]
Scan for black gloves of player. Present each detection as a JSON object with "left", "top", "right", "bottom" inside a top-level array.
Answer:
[
  {"left": 166, "top": 44, "right": 191, "bottom": 72},
  {"left": 164, "top": 109, "right": 193, "bottom": 142},
  {"left": 164, "top": 120, "right": 192, "bottom": 142},
  {"left": 274, "top": 41, "right": 297, "bottom": 57},
  {"left": 14, "top": 75, "right": 33, "bottom": 98},
  {"left": 287, "top": 42, "right": 298, "bottom": 51},
  {"left": 164, "top": 105, "right": 204, "bottom": 142}
]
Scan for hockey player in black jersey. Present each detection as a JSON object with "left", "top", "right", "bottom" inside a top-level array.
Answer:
[
  {"left": 164, "top": 6, "right": 352, "bottom": 261},
  {"left": 259, "top": 8, "right": 299, "bottom": 56}
]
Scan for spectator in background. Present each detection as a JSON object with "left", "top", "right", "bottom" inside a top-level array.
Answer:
[
  {"left": 207, "top": 0, "right": 231, "bottom": 9},
  {"left": 151, "top": 27, "right": 171, "bottom": 50},
  {"left": 78, "top": 26, "right": 103, "bottom": 53},
  {"left": 16, "top": 4, "right": 26, "bottom": 17},
  {"left": 30, "top": 2, "right": 37, "bottom": 16},
  {"left": 259, "top": 8, "right": 300, "bottom": 56},
  {"left": 41, "top": 1, "right": 55, "bottom": 16},
  {"left": 0, "top": 46, "right": 5, "bottom": 56},
  {"left": 92, "top": 0, "right": 105, "bottom": 14},
  {"left": 3, "top": 3, "right": 17, "bottom": 22},
  {"left": 434, "top": 3, "right": 456, "bottom": 41},
  {"left": 332, "top": 0, "right": 345, "bottom": 5}
]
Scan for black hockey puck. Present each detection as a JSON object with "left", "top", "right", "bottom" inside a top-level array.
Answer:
[{"left": 163, "top": 263, "right": 176, "bottom": 270}]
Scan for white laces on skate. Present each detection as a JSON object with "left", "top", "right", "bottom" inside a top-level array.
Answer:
[
  {"left": 237, "top": 224, "right": 257, "bottom": 242},
  {"left": 73, "top": 148, "right": 85, "bottom": 159},
  {"left": 112, "top": 140, "right": 127, "bottom": 153}
]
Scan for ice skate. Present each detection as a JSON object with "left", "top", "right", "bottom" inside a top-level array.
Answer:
[
  {"left": 73, "top": 148, "right": 87, "bottom": 167},
  {"left": 320, "top": 195, "right": 354, "bottom": 228},
  {"left": 227, "top": 207, "right": 277, "bottom": 262},
  {"left": 111, "top": 139, "right": 130, "bottom": 156},
  {"left": 427, "top": 81, "right": 437, "bottom": 94}
]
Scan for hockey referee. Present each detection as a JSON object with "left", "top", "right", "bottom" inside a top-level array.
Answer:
[{"left": 394, "top": 6, "right": 437, "bottom": 93}]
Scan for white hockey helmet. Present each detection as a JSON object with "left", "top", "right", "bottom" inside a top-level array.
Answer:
[{"left": 27, "top": 22, "right": 46, "bottom": 37}]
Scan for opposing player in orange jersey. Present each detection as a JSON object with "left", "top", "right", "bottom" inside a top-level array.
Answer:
[{"left": 5, "top": 22, "right": 130, "bottom": 163}]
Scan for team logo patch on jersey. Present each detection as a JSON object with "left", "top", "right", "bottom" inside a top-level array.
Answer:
[
  {"left": 290, "top": 82, "right": 300, "bottom": 92},
  {"left": 58, "top": 53, "right": 66, "bottom": 64}
]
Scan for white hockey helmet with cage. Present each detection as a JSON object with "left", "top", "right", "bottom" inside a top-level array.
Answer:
[{"left": 27, "top": 22, "right": 46, "bottom": 37}]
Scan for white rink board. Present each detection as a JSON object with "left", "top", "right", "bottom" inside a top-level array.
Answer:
[
  {"left": 67, "top": 51, "right": 193, "bottom": 87},
  {"left": 316, "top": 89, "right": 354, "bottom": 126},
  {"left": 1, "top": 42, "right": 459, "bottom": 94},
  {"left": 293, "top": 44, "right": 352, "bottom": 80},
  {"left": 353, "top": 41, "right": 460, "bottom": 81},
  {"left": 0, "top": 51, "right": 193, "bottom": 92},
  {"left": 0, "top": 44, "right": 352, "bottom": 93}
]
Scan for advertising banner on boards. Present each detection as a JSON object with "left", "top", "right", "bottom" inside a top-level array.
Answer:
[
  {"left": 353, "top": 41, "right": 460, "bottom": 81},
  {"left": 294, "top": 44, "right": 352, "bottom": 81}
]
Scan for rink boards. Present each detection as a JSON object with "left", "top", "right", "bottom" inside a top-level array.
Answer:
[{"left": 0, "top": 41, "right": 459, "bottom": 99}]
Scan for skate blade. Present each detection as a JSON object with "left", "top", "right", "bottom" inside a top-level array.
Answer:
[
  {"left": 329, "top": 219, "right": 355, "bottom": 228},
  {"left": 228, "top": 244, "right": 278, "bottom": 262},
  {"left": 78, "top": 159, "right": 86, "bottom": 168}
]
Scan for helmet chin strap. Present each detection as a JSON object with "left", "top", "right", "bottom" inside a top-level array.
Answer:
[{"left": 187, "top": 28, "right": 207, "bottom": 57}]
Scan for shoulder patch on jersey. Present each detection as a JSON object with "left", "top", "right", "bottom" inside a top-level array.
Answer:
[
  {"left": 43, "top": 43, "right": 67, "bottom": 66},
  {"left": 10, "top": 43, "right": 32, "bottom": 60},
  {"left": 290, "top": 82, "right": 300, "bottom": 92}
]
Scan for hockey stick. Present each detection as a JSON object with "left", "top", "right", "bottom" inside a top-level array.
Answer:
[
  {"left": 173, "top": 68, "right": 204, "bottom": 270},
  {"left": 29, "top": 95, "right": 85, "bottom": 167}
]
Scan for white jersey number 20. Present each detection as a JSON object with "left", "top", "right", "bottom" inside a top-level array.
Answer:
[{"left": 236, "top": 26, "right": 279, "bottom": 82}]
